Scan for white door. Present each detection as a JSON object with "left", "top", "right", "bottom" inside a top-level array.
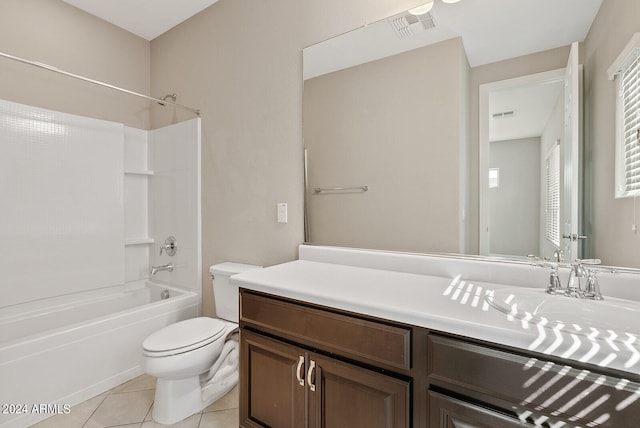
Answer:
[{"left": 562, "top": 41, "right": 582, "bottom": 261}]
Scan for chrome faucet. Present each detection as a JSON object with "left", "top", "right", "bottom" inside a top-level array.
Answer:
[
  {"left": 552, "top": 259, "right": 604, "bottom": 300},
  {"left": 530, "top": 256, "right": 604, "bottom": 300},
  {"left": 553, "top": 249, "right": 565, "bottom": 263},
  {"left": 151, "top": 263, "right": 174, "bottom": 275}
]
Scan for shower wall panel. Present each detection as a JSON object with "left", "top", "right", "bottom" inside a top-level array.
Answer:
[
  {"left": 148, "top": 118, "right": 201, "bottom": 295},
  {"left": 0, "top": 99, "right": 125, "bottom": 307}
]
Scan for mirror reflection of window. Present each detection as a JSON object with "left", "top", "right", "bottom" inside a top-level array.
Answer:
[{"left": 546, "top": 142, "right": 560, "bottom": 247}]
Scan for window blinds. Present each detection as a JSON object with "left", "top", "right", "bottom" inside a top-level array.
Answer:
[
  {"left": 622, "top": 54, "right": 640, "bottom": 193},
  {"left": 546, "top": 144, "right": 560, "bottom": 246}
]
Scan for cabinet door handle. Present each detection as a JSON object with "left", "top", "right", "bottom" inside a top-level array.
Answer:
[
  {"left": 307, "top": 359, "right": 316, "bottom": 392},
  {"left": 296, "top": 355, "right": 305, "bottom": 386}
]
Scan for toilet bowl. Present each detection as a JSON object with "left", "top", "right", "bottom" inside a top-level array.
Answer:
[{"left": 141, "top": 262, "right": 261, "bottom": 425}]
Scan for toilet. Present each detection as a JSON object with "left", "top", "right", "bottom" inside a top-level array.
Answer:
[{"left": 141, "top": 262, "right": 261, "bottom": 425}]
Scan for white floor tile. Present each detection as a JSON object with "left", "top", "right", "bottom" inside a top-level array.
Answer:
[
  {"left": 198, "top": 409, "right": 239, "bottom": 428},
  {"left": 31, "top": 392, "right": 109, "bottom": 428},
  {"left": 203, "top": 385, "right": 238, "bottom": 413},
  {"left": 31, "top": 376, "right": 239, "bottom": 428},
  {"left": 84, "top": 390, "right": 154, "bottom": 427},
  {"left": 141, "top": 413, "right": 202, "bottom": 428}
]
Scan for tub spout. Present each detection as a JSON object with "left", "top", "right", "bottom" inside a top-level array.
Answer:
[{"left": 151, "top": 263, "right": 174, "bottom": 275}]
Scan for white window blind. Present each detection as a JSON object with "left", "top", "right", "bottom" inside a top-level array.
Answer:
[
  {"left": 621, "top": 55, "right": 640, "bottom": 193},
  {"left": 545, "top": 144, "right": 560, "bottom": 246},
  {"left": 613, "top": 34, "right": 640, "bottom": 198}
]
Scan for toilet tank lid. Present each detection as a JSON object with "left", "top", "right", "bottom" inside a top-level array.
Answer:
[{"left": 209, "top": 262, "right": 262, "bottom": 276}]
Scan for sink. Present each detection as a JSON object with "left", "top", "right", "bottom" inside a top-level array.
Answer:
[{"left": 486, "top": 287, "right": 640, "bottom": 340}]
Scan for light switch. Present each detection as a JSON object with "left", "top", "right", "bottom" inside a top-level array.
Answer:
[{"left": 277, "top": 203, "right": 288, "bottom": 223}]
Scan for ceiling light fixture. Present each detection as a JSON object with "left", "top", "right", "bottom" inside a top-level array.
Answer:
[
  {"left": 408, "top": 1, "right": 434, "bottom": 16},
  {"left": 441, "top": 0, "right": 461, "bottom": 3}
]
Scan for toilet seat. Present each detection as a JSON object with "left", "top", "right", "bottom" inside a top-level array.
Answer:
[{"left": 143, "top": 317, "right": 227, "bottom": 357}]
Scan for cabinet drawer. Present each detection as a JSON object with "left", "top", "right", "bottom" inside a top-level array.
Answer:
[
  {"left": 428, "top": 391, "right": 529, "bottom": 428},
  {"left": 240, "top": 290, "right": 411, "bottom": 371},
  {"left": 428, "top": 334, "right": 640, "bottom": 427}
]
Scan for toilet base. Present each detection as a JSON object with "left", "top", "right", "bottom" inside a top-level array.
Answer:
[
  {"left": 151, "top": 372, "right": 238, "bottom": 425},
  {"left": 150, "top": 340, "right": 240, "bottom": 425},
  {"left": 152, "top": 376, "right": 203, "bottom": 425}
]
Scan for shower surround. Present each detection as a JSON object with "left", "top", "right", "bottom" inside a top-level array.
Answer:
[{"left": 0, "top": 99, "right": 201, "bottom": 428}]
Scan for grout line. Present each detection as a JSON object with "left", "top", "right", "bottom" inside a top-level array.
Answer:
[
  {"left": 195, "top": 412, "right": 204, "bottom": 428},
  {"left": 145, "top": 399, "right": 155, "bottom": 424},
  {"left": 80, "top": 391, "right": 111, "bottom": 428}
]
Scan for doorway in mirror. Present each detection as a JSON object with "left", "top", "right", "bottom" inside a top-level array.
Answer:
[{"left": 479, "top": 42, "right": 583, "bottom": 262}]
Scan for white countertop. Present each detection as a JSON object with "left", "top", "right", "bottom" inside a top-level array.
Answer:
[{"left": 232, "top": 252, "right": 640, "bottom": 377}]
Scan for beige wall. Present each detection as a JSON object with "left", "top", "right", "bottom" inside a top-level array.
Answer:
[
  {"left": 0, "top": 0, "right": 151, "bottom": 129},
  {"left": 583, "top": 0, "right": 640, "bottom": 266},
  {"left": 489, "top": 138, "right": 540, "bottom": 256},
  {"left": 304, "top": 38, "right": 468, "bottom": 254},
  {"left": 150, "top": 0, "right": 424, "bottom": 316},
  {"left": 150, "top": 0, "right": 305, "bottom": 316}
]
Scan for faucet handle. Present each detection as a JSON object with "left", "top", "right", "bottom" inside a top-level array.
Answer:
[
  {"left": 159, "top": 236, "right": 178, "bottom": 256},
  {"left": 547, "top": 268, "right": 564, "bottom": 295},
  {"left": 584, "top": 270, "right": 604, "bottom": 300}
]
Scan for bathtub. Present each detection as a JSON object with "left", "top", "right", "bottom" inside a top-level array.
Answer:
[{"left": 0, "top": 280, "right": 198, "bottom": 428}]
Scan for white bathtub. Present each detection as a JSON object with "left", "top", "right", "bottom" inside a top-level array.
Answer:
[{"left": 0, "top": 280, "right": 198, "bottom": 428}]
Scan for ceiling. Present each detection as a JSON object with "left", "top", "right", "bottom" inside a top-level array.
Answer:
[
  {"left": 62, "top": 0, "right": 601, "bottom": 142},
  {"left": 490, "top": 79, "right": 564, "bottom": 142},
  {"left": 62, "top": 0, "right": 602, "bottom": 57},
  {"left": 304, "top": 0, "right": 603, "bottom": 79},
  {"left": 61, "top": 0, "right": 220, "bottom": 40}
]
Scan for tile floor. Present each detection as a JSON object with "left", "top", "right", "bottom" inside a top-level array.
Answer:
[{"left": 31, "top": 374, "right": 239, "bottom": 428}]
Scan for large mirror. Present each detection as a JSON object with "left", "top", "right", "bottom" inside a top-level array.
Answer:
[{"left": 303, "top": 0, "right": 640, "bottom": 267}]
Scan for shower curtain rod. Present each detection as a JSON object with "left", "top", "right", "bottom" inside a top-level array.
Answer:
[{"left": 0, "top": 51, "right": 200, "bottom": 116}]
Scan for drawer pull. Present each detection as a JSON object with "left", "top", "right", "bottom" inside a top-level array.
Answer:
[
  {"left": 296, "top": 355, "right": 305, "bottom": 386},
  {"left": 307, "top": 360, "right": 316, "bottom": 392}
]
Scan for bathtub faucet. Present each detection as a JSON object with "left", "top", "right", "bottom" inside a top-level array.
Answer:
[{"left": 151, "top": 263, "right": 174, "bottom": 275}]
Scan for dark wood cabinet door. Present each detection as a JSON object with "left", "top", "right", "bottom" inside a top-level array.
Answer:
[
  {"left": 429, "top": 391, "right": 531, "bottom": 428},
  {"left": 240, "top": 330, "right": 306, "bottom": 428},
  {"left": 308, "top": 352, "right": 410, "bottom": 428}
]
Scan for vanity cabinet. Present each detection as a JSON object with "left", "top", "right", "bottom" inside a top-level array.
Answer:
[
  {"left": 427, "top": 334, "right": 640, "bottom": 427},
  {"left": 239, "top": 289, "right": 640, "bottom": 427},
  {"left": 239, "top": 290, "right": 413, "bottom": 428}
]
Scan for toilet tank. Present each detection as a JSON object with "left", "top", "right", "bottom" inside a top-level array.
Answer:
[{"left": 210, "top": 262, "right": 261, "bottom": 322}]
